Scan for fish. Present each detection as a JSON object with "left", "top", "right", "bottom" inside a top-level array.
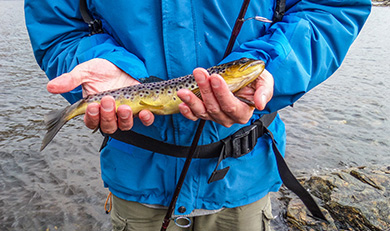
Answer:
[{"left": 40, "top": 58, "right": 265, "bottom": 151}]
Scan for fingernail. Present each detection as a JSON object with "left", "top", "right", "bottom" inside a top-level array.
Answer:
[
  {"left": 195, "top": 72, "right": 206, "bottom": 83},
  {"left": 88, "top": 105, "right": 99, "bottom": 116},
  {"left": 181, "top": 107, "right": 189, "bottom": 114},
  {"left": 119, "top": 110, "right": 130, "bottom": 119},
  {"left": 211, "top": 77, "right": 220, "bottom": 88},
  {"left": 181, "top": 93, "right": 190, "bottom": 102},
  {"left": 143, "top": 113, "right": 151, "bottom": 121},
  {"left": 261, "top": 94, "right": 267, "bottom": 106},
  {"left": 101, "top": 99, "right": 114, "bottom": 112}
]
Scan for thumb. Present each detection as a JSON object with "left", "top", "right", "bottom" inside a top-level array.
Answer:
[
  {"left": 254, "top": 69, "right": 274, "bottom": 110},
  {"left": 46, "top": 69, "right": 84, "bottom": 94}
]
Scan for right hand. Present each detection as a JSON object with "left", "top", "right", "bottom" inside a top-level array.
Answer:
[
  {"left": 177, "top": 68, "right": 274, "bottom": 127},
  {"left": 46, "top": 58, "right": 155, "bottom": 134}
]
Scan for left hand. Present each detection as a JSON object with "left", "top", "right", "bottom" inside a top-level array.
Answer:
[
  {"left": 177, "top": 68, "right": 274, "bottom": 127},
  {"left": 46, "top": 58, "right": 154, "bottom": 133}
]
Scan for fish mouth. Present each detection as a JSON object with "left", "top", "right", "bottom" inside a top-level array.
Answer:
[
  {"left": 226, "top": 59, "right": 265, "bottom": 93},
  {"left": 238, "top": 59, "right": 264, "bottom": 72}
]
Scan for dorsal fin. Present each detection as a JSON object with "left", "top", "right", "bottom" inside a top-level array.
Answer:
[{"left": 138, "top": 76, "right": 165, "bottom": 84}]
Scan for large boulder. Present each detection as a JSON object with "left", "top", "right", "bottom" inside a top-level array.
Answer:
[{"left": 271, "top": 166, "right": 390, "bottom": 231}]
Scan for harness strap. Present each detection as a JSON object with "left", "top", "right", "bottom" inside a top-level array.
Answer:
[
  {"left": 103, "top": 112, "right": 327, "bottom": 221},
  {"left": 273, "top": 0, "right": 286, "bottom": 23},
  {"left": 104, "top": 112, "right": 276, "bottom": 159},
  {"left": 79, "top": 0, "right": 103, "bottom": 35},
  {"left": 265, "top": 126, "right": 327, "bottom": 221}
]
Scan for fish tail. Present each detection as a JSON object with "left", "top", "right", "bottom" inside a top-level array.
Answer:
[{"left": 40, "top": 100, "right": 86, "bottom": 151}]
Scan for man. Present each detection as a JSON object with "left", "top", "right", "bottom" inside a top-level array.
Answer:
[{"left": 25, "top": 0, "right": 371, "bottom": 230}]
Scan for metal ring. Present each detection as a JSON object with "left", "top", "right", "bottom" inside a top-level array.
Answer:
[{"left": 174, "top": 216, "right": 192, "bottom": 228}]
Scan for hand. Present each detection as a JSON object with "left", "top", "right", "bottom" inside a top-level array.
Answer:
[
  {"left": 177, "top": 68, "right": 274, "bottom": 127},
  {"left": 46, "top": 58, "right": 154, "bottom": 133}
]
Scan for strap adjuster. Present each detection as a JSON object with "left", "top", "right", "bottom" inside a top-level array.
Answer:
[
  {"left": 231, "top": 123, "right": 261, "bottom": 158},
  {"left": 88, "top": 19, "right": 103, "bottom": 35}
]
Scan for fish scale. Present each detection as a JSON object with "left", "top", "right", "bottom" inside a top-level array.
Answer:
[{"left": 40, "top": 58, "right": 265, "bottom": 151}]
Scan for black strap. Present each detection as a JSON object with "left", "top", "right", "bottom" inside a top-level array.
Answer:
[
  {"left": 273, "top": 0, "right": 286, "bottom": 23},
  {"left": 265, "top": 126, "right": 327, "bottom": 221},
  {"left": 105, "top": 112, "right": 277, "bottom": 159},
  {"left": 269, "top": 0, "right": 327, "bottom": 221},
  {"left": 104, "top": 112, "right": 327, "bottom": 221},
  {"left": 79, "top": 0, "right": 103, "bottom": 35}
]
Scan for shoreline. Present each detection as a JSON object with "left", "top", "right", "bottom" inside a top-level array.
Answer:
[
  {"left": 270, "top": 165, "right": 390, "bottom": 230},
  {"left": 372, "top": 0, "right": 390, "bottom": 6}
]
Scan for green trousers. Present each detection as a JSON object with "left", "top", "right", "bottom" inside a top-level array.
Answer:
[{"left": 111, "top": 194, "right": 274, "bottom": 231}]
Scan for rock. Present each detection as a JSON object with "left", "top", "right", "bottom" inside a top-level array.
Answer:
[{"left": 271, "top": 166, "right": 390, "bottom": 231}]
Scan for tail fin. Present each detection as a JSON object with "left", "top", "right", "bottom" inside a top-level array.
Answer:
[
  {"left": 40, "top": 100, "right": 85, "bottom": 151},
  {"left": 40, "top": 106, "right": 70, "bottom": 151}
]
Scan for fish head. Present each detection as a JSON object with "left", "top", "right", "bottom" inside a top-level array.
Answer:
[{"left": 218, "top": 58, "right": 265, "bottom": 93}]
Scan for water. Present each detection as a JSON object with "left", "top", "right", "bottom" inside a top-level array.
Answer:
[
  {"left": 0, "top": 1, "right": 111, "bottom": 230},
  {"left": 0, "top": 1, "right": 389, "bottom": 230},
  {"left": 280, "top": 6, "right": 390, "bottom": 176}
]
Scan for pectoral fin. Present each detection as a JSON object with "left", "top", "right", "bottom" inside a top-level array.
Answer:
[
  {"left": 139, "top": 100, "right": 165, "bottom": 110},
  {"left": 235, "top": 96, "right": 255, "bottom": 107}
]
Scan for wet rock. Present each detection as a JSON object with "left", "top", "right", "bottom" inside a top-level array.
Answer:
[{"left": 271, "top": 166, "right": 390, "bottom": 231}]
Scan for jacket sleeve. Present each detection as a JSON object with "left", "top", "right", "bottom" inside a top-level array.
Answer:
[
  {"left": 223, "top": 0, "right": 371, "bottom": 113},
  {"left": 24, "top": 0, "right": 148, "bottom": 103}
]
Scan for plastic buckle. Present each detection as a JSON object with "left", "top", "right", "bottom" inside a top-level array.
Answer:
[
  {"left": 89, "top": 19, "right": 103, "bottom": 35},
  {"left": 231, "top": 124, "right": 259, "bottom": 158}
]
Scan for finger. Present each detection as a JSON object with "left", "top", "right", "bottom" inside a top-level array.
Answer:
[
  {"left": 178, "top": 103, "right": 198, "bottom": 121},
  {"left": 99, "top": 96, "right": 118, "bottom": 134},
  {"left": 47, "top": 68, "right": 85, "bottom": 94},
  {"left": 254, "top": 70, "right": 274, "bottom": 110},
  {"left": 138, "top": 110, "right": 154, "bottom": 126},
  {"left": 209, "top": 74, "right": 237, "bottom": 114},
  {"left": 193, "top": 68, "right": 220, "bottom": 112},
  {"left": 84, "top": 102, "right": 100, "bottom": 130},
  {"left": 117, "top": 105, "right": 133, "bottom": 131},
  {"left": 209, "top": 74, "right": 253, "bottom": 125},
  {"left": 195, "top": 70, "right": 239, "bottom": 125},
  {"left": 177, "top": 89, "right": 210, "bottom": 120}
]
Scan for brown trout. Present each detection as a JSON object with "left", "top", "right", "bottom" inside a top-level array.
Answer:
[{"left": 40, "top": 58, "right": 265, "bottom": 151}]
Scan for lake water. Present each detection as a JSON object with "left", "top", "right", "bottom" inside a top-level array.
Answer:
[{"left": 0, "top": 1, "right": 389, "bottom": 230}]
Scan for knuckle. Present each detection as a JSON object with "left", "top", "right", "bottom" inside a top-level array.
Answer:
[
  {"left": 221, "top": 122, "right": 233, "bottom": 128},
  {"left": 196, "top": 112, "right": 209, "bottom": 120},
  {"left": 119, "top": 120, "right": 132, "bottom": 130},
  {"left": 200, "top": 88, "right": 212, "bottom": 95},
  {"left": 206, "top": 106, "right": 220, "bottom": 115},
  {"left": 102, "top": 127, "right": 117, "bottom": 134},
  {"left": 237, "top": 117, "right": 250, "bottom": 124},
  {"left": 101, "top": 115, "right": 116, "bottom": 123},
  {"left": 221, "top": 105, "right": 236, "bottom": 114},
  {"left": 119, "top": 125, "right": 132, "bottom": 131},
  {"left": 84, "top": 116, "right": 98, "bottom": 130}
]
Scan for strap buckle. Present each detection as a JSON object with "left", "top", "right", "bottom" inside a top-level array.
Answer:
[
  {"left": 88, "top": 19, "right": 103, "bottom": 35},
  {"left": 231, "top": 123, "right": 261, "bottom": 158},
  {"left": 208, "top": 122, "right": 263, "bottom": 184}
]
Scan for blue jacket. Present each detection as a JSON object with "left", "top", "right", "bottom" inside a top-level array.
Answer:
[{"left": 25, "top": 0, "right": 371, "bottom": 216}]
